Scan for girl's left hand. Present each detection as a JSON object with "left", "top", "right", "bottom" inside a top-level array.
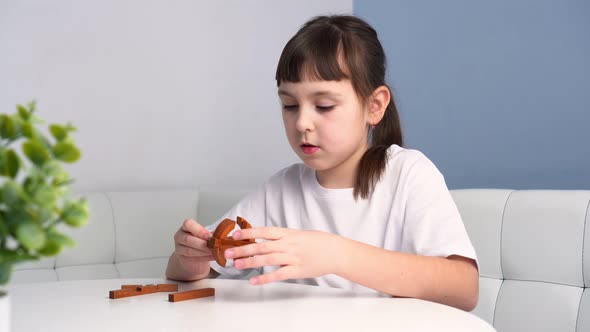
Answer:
[{"left": 223, "top": 227, "right": 342, "bottom": 285}]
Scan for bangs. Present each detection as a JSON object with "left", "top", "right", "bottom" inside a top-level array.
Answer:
[{"left": 275, "top": 25, "right": 350, "bottom": 85}]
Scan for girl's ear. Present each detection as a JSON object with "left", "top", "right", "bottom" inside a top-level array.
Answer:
[{"left": 367, "top": 86, "right": 390, "bottom": 126}]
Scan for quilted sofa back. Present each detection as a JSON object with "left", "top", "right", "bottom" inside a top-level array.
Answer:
[{"left": 452, "top": 189, "right": 590, "bottom": 332}]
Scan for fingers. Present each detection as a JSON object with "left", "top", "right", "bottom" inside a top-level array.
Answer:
[
  {"left": 233, "top": 252, "right": 294, "bottom": 270},
  {"left": 224, "top": 240, "right": 283, "bottom": 260},
  {"left": 249, "top": 266, "right": 297, "bottom": 285},
  {"left": 181, "top": 219, "right": 212, "bottom": 241},
  {"left": 174, "top": 219, "right": 213, "bottom": 261},
  {"left": 232, "top": 227, "right": 286, "bottom": 241},
  {"left": 174, "top": 228, "right": 210, "bottom": 249},
  {"left": 175, "top": 243, "right": 213, "bottom": 259}
]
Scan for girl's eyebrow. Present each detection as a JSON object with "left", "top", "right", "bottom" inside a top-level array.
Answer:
[
  {"left": 277, "top": 90, "right": 292, "bottom": 97},
  {"left": 278, "top": 90, "right": 342, "bottom": 98}
]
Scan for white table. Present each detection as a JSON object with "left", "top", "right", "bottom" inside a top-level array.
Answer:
[{"left": 7, "top": 278, "right": 495, "bottom": 332}]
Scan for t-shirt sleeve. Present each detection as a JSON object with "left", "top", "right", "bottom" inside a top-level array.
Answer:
[
  {"left": 205, "top": 185, "right": 267, "bottom": 278},
  {"left": 400, "top": 153, "right": 478, "bottom": 265}
]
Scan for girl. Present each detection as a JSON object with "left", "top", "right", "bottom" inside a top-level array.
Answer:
[{"left": 166, "top": 15, "right": 479, "bottom": 311}]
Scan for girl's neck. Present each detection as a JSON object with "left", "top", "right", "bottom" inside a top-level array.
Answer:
[
  {"left": 316, "top": 168, "right": 355, "bottom": 189},
  {"left": 315, "top": 144, "right": 367, "bottom": 189}
]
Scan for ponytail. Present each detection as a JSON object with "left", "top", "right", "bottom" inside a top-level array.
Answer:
[{"left": 354, "top": 88, "right": 403, "bottom": 200}]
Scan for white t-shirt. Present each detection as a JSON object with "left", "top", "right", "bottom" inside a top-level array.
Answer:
[{"left": 207, "top": 144, "right": 477, "bottom": 293}]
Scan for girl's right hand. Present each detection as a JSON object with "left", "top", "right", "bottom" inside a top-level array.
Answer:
[{"left": 173, "top": 219, "right": 215, "bottom": 267}]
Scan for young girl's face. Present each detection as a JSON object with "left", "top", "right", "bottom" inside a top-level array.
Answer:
[{"left": 278, "top": 79, "right": 370, "bottom": 174}]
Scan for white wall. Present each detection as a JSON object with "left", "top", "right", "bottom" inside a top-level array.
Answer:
[{"left": 0, "top": 0, "right": 352, "bottom": 192}]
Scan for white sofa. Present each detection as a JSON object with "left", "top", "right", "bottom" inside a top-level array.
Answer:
[
  {"left": 451, "top": 189, "right": 589, "bottom": 332},
  {"left": 9, "top": 188, "right": 590, "bottom": 332}
]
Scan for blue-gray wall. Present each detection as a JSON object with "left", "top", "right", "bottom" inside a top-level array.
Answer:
[{"left": 355, "top": 1, "right": 589, "bottom": 189}]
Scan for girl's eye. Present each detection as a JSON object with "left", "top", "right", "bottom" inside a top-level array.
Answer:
[
  {"left": 317, "top": 105, "right": 335, "bottom": 111},
  {"left": 282, "top": 105, "right": 334, "bottom": 111}
]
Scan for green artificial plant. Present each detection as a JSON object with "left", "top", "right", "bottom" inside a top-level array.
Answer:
[{"left": 0, "top": 101, "right": 89, "bottom": 286}]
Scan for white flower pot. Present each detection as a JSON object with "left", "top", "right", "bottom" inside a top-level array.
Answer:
[{"left": 0, "top": 291, "right": 10, "bottom": 332}]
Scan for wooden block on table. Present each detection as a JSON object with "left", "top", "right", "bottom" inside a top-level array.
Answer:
[
  {"left": 120, "top": 284, "right": 178, "bottom": 292},
  {"left": 137, "top": 284, "right": 158, "bottom": 294},
  {"left": 156, "top": 284, "right": 179, "bottom": 292},
  {"left": 121, "top": 284, "right": 141, "bottom": 289},
  {"left": 110, "top": 288, "right": 141, "bottom": 299},
  {"left": 168, "top": 288, "right": 215, "bottom": 302},
  {"left": 109, "top": 284, "right": 178, "bottom": 299}
]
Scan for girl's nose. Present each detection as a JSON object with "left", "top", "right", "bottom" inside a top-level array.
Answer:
[{"left": 295, "top": 108, "right": 315, "bottom": 133}]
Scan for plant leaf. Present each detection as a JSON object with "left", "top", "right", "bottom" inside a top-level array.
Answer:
[
  {"left": 37, "top": 206, "right": 55, "bottom": 224},
  {"left": 5, "top": 149, "right": 20, "bottom": 178},
  {"left": 9, "top": 115, "right": 23, "bottom": 138},
  {"left": 49, "top": 124, "right": 68, "bottom": 141},
  {"left": 39, "top": 230, "right": 75, "bottom": 256},
  {"left": 34, "top": 129, "right": 53, "bottom": 150},
  {"left": 61, "top": 199, "right": 89, "bottom": 227},
  {"left": 0, "top": 115, "right": 17, "bottom": 139},
  {"left": 21, "top": 121, "right": 33, "bottom": 138},
  {"left": 27, "top": 100, "right": 37, "bottom": 113},
  {"left": 17, "top": 104, "right": 30, "bottom": 120},
  {"left": 23, "top": 140, "right": 51, "bottom": 166},
  {"left": 52, "top": 170, "right": 70, "bottom": 186},
  {"left": 23, "top": 176, "right": 38, "bottom": 196},
  {"left": 32, "top": 184, "right": 57, "bottom": 208},
  {"left": 15, "top": 222, "right": 46, "bottom": 250},
  {"left": 4, "top": 209, "right": 34, "bottom": 232},
  {"left": 2, "top": 181, "right": 23, "bottom": 206},
  {"left": 53, "top": 142, "right": 81, "bottom": 163},
  {"left": 40, "top": 161, "right": 62, "bottom": 177},
  {"left": 50, "top": 230, "right": 76, "bottom": 247},
  {"left": 0, "top": 214, "right": 8, "bottom": 238},
  {"left": 37, "top": 241, "right": 61, "bottom": 256},
  {"left": 0, "top": 149, "right": 4, "bottom": 177},
  {"left": 0, "top": 249, "right": 37, "bottom": 265},
  {"left": 0, "top": 262, "right": 13, "bottom": 285}
]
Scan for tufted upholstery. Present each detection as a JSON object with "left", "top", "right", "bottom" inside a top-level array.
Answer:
[
  {"left": 9, "top": 189, "right": 590, "bottom": 331},
  {"left": 452, "top": 189, "right": 590, "bottom": 332}
]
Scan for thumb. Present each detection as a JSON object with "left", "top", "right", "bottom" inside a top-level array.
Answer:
[{"left": 181, "top": 219, "right": 212, "bottom": 241}]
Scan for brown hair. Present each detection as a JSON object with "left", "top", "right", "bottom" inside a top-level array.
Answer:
[{"left": 275, "top": 15, "right": 403, "bottom": 200}]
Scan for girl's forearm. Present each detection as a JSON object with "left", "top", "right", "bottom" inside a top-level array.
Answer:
[
  {"left": 165, "top": 253, "right": 211, "bottom": 281},
  {"left": 334, "top": 237, "right": 479, "bottom": 311}
]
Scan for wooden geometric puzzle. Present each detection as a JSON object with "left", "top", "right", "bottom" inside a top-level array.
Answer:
[{"left": 207, "top": 216, "right": 255, "bottom": 267}]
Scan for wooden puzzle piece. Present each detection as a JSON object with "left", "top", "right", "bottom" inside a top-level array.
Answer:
[
  {"left": 236, "top": 216, "right": 251, "bottom": 230},
  {"left": 168, "top": 288, "right": 215, "bottom": 302},
  {"left": 207, "top": 216, "right": 255, "bottom": 267},
  {"left": 109, "top": 283, "right": 179, "bottom": 299},
  {"left": 121, "top": 284, "right": 141, "bottom": 290},
  {"left": 211, "top": 218, "right": 236, "bottom": 240},
  {"left": 154, "top": 284, "right": 179, "bottom": 292}
]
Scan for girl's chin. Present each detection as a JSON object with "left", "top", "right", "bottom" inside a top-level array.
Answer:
[{"left": 300, "top": 158, "right": 331, "bottom": 171}]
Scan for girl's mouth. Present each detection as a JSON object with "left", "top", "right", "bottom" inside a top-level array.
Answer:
[{"left": 301, "top": 143, "right": 319, "bottom": 155}]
